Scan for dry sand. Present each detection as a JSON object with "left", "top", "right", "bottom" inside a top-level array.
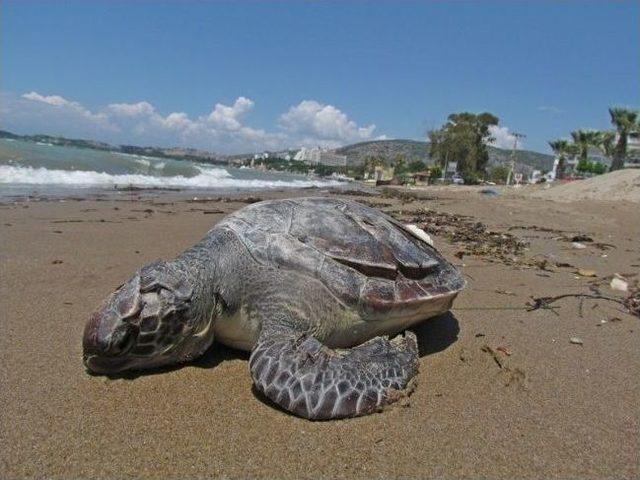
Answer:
[
  {"left": 532, "top": 168, "right": 640, "bottom": 203},
  {"left": 1, "top": 187, "right": 639, "bottom": 479}
]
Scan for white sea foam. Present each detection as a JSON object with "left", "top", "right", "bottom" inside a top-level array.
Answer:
[
  {"left": 114, "top": 152, "right": 162, "bottom": 161},
  {"left": 0, "top": 165, "right": 342, "bottom": 189},
  {"left": 133, "top": 158, "right": 151, "bottom": 167}
]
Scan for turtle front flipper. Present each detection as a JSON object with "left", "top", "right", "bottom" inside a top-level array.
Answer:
[{"left": 249, "top": 324, "right": 419, "bottom": 420}]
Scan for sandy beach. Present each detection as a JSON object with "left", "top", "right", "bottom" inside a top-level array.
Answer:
[{"left": 1, "top": 185, "right": 638, "bottom": 479}]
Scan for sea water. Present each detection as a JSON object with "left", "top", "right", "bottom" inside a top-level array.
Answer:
[{"left": 0, "top": 139, "right": 343, "bottom": 198}]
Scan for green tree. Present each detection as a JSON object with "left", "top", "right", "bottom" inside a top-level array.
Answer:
[
  {"left": 489, "top": 165, "right": 510, "bottom": 183},
  {"left": 566, "top": 143, "right": 580, "bottom": 161},
  {"left": 363, "top": 155, "right": 383, "bottom": 173},
  {"left": 571, "top": 130, "right": 602, "bottom": 164},
  {"left": 406, "top": 159, "right": 426, "bottom": 172},
  {"left": 576, "top": 158, "right": 590, "bottom": 173},
  {"left": 609, "top": 107, "right": 638, "bottom": 171},
  {"left": 548, "top": 139, "right": 576, "bottom": 180},
  {"left": 576, "top": 159, "right": 607, "bottom": 176},
  {"left": 429, "top": 165, "right": 442, "bottom": 180},
  {"left": 428, "top": 112, "right": 499, "bottom": 175},
  {"left": 598, "top": 130, "right": 616, "bottom": 158},
  {"left": 597, "top": 130, "right": 617, "bottom": 170},
  {"left": 314, "top": 163, "right": 344, "bottom": 177},
  {"left": 393, "top": 154, "right": 406, "bottom": 174}
]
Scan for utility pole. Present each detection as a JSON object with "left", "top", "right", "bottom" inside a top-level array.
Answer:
[
  {"left": 441, "top": 152, "right": 448, "bottom": 183},
  {"left": 506, "top": 132, "right": 526, "bottom": 186}
]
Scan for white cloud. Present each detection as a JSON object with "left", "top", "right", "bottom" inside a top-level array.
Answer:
[
  {"left": 107, "top": 101, "right": 156, "bottom": 117},
  {"left": 279, "top": 100, "right": 379, "bottom": 147},
  {"left": 488, "top": 125, "right": 524, "bottom": 150},
  {"left": 22, "top": 91, "right": 75, "bottom": 107},
  {"left": 22, "top": 91, "right": 109, "bottom": 124},
  {"left": 12, "top": 92, "right": 113, "bottom": 137},
  {"left": 207, "top": 97, "right": 254, "bottom": 130},
  {"left": 5, "top": 91, "right": 383, "bottom": 153},
  {"left": 161, "top": 112, "right": 193, "bottom": 130}
]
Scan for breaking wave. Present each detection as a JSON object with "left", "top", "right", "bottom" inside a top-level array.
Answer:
[{"left": 0, "top": 165, "right": 342, "bottom": 189}]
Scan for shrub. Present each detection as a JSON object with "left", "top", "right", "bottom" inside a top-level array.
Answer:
[
  {"left": 462, "top": 171, "right": 481, "bottom": 185},
  {"left": 490, "top": 165, "right": 510, "bottom": 183}
]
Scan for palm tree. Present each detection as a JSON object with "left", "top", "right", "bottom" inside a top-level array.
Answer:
[
  {"left": 609, "top": 107, "right": 639, "bottom": 171},
  {"left": 598, "top": 130, "right": 616, "bottom": 160},
  {"left": 570, "top": 130, "right": 601, "bottom": 163},
  {"left": 549, "top": 139, "right": 576, "bottom": 180}
]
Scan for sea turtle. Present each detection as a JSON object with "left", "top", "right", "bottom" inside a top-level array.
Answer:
[{"left": 83, "top": 197, "right": 464, "bottom": 420}]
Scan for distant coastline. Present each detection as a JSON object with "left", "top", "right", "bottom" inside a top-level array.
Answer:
[
  {"left": 0, "top": 129, "right": 227, "bottom": 166},
  {"left": 0, "top": 129, "right": 556, "bottom": 176}
]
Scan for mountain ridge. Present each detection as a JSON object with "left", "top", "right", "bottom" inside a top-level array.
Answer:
[{"left": 333, "top": 139, "right": 555, "bottom": 173}]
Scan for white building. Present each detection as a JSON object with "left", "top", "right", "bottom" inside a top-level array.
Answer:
[
  {"left": 294, "top": 147, "right": 321, "bottom": 163},
  {"left": 627, "top": 133, "right": 640, "bottom": 166},
  {"left": 294, "top": 147, "right": 347, "bottom": 167}
]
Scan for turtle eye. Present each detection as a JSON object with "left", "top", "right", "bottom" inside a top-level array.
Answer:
[
  {"left": 139, "top": 261, "right": 193, "bottom": 301},
  {"left": 108, "top": 324, "right": 138, "bottom": 355}
]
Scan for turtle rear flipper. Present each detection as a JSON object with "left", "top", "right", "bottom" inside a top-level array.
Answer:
[{"left": 249, "top": 323, "right": 419, "bottom": 420}]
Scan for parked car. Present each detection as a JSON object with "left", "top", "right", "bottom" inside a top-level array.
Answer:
[{"left": 451, "top": 174, "right": 465, "bottom": 185}]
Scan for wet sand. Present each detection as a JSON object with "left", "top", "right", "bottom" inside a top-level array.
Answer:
[{"left": 1, "top": 187, "right": 638, "bottom": 478}]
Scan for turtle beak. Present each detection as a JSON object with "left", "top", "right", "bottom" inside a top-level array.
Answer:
[
  {"left": 82, "top": 311, "right": 138, "bottom": 372},
  {"left": 83, "top": 353, "right": 132, "bottom": 375},
  {"left": 83, "top": 276, "right": 142, "bottom": 374}
]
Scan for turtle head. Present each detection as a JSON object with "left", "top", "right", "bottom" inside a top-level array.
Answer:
[{"left": 83, "top": 260, "right": 214, "bottom": 375}]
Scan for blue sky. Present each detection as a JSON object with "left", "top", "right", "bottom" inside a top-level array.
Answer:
[{"left": 1, "top": 1, "right": 638, "bottom": 154}]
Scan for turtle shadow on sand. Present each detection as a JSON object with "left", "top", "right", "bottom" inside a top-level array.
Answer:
[
  {"left": 413, "top": 311, "right": 460, "bottom": 357},
  {"left": 102, "top": 312, "right": 459, "bottom": 381},
  {"left": 95, "top": 342, "right": 249, "bottom": 380},
  {"left": 198, "top": 311, "right": 460, "bottom": 368}
]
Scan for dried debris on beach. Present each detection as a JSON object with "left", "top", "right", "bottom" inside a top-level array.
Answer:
[
  {"left": 363, "top": 194, "right": 638, "bottom": 320},
  {"left": 380, "top": 188, "right": 436, "bottom": 204},
  {"left": 388, "top": 208, "right": 529, "bottom": 266},
  {"left": 185, "top": 195, "right": 263, "bottom": 204}
]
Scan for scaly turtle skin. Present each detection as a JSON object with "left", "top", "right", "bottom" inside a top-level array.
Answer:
[{"left": 83, "top": 197, "right": 465, "bottom": 420}]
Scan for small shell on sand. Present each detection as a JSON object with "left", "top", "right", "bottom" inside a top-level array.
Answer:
[{"left": 610, "top": 276, "right": 629, "bottom": 292}]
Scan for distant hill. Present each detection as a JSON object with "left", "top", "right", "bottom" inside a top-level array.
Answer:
[
  {"left": 0, "top": 130, "right": 112, "bottom": 151},
  {"left": 487, "top": 145, "right": 556, "bottom": 173},
  {"left": 335, "top": 140, "right": 429, "bottom": 165},
  {"left": 334, "top": 139, "right": 554, "bottom": 173},
  {"left": 0, "top": 129, "right": 225, "bottom": 165}
]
